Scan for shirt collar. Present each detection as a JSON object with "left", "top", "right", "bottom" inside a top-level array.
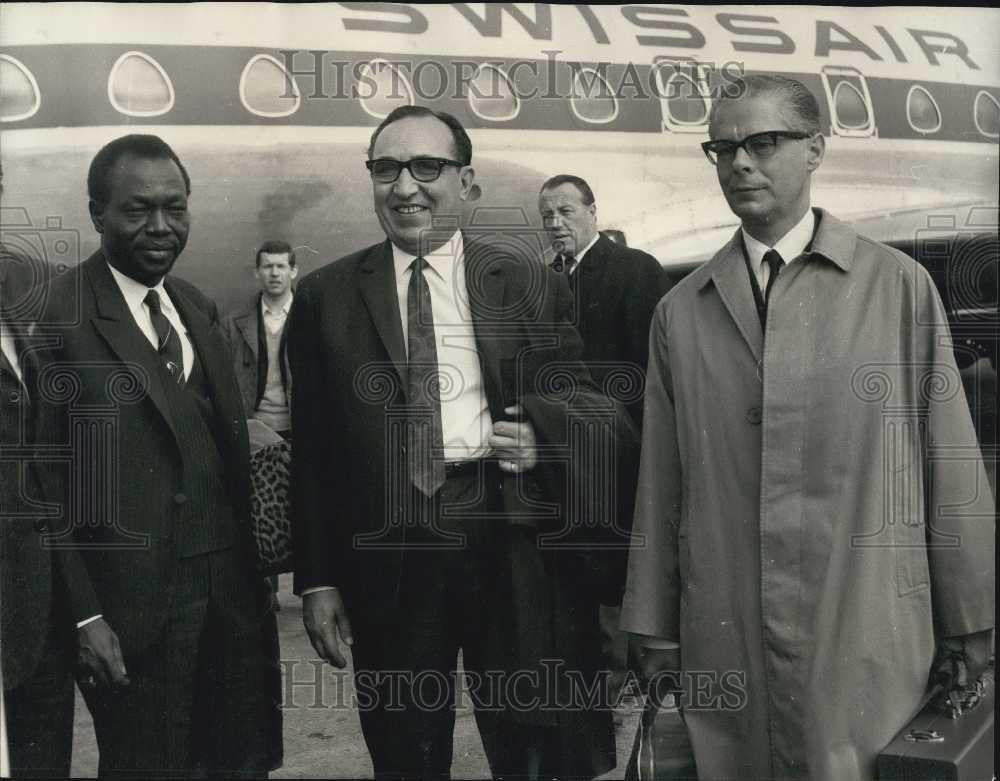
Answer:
[
  {"left": 105, "top": 259, "right": 175, "bottom": 316},
  {"left": 571, "top": 232, "right": 601, "bottom": 266},
  {"left": 741, "top": 208, "right": 816, "bottom": 270},
  {"left": 392, "top": 230, "right": 463, "bottom": 282},
  {"left": 261, "top": 292, "right": 293, "bottom": 316}
]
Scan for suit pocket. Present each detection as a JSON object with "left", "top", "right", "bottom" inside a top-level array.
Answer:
[{"left": 891, "top": 460, "right": 930, "bottom": 597}]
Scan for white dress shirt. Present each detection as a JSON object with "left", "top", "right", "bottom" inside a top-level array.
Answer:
[
  {"left": 742, "top": 208, "right": 817, "bottom": 292},
  {"left": 566, "top": 231, "right": 600, "bottom": 276},
  {"left": 106, "top": 261, "right": 194, "bottom": 378},
  {"left": 261, "top": 292, "right": 292, "bottom": 335},
  {"left": 392, "top": 230, "right": 492, "bottom": 462},
  {"left": 0, "top": 323, "right": 24, "bottom": 385}
]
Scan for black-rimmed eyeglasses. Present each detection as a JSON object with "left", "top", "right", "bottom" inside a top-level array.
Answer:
[
  {"left": 365, "top": 157, "right": 467, "bottom": 183},
  {"left": 701, "top": 131, "right": 814, "bottom": 166}
]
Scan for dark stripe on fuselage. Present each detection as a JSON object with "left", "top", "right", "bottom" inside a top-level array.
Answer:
[{"left": 2, "top": 44, "right": 998, "bottom": 143}]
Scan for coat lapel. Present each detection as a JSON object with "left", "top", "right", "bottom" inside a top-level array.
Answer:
[
  {"left": 463, "top": 233, "right": 507, "bottom": 413},
  {"left": 165, "top": 278, "right": 241, "bottom": 450},
  {"left": 233, "top": 302, "right": 259, "bottom": 358},
  {"left": 85, "top": 255, "right": 181, "bottom": 444},
  {"left": 708, "top": 232, "right": 763, "bottom": 362},
  {"left": 358, "top": 241, "right": 408, "bottom": 391}
]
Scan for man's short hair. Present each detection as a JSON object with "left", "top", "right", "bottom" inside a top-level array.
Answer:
[
  {"left": 539, "top": 175, "right": 595, "bottom": 206},
  {"left": 709, "top": 74, "right": 821, "bottom": 136},
  {"left": 367, "top": 105, "right": 473, "bottom": 165},
  {"left": 256, "top": 240, "right": 296, "bottom": 268},
  {"left": 87, "top": 134, "right": 191, "bottom": 206}
]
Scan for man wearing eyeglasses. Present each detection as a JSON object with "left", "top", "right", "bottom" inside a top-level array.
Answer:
[
  {"left": 621, "top": 74, "right": 994, "bottom": 780},
  {"left": 289, "top": 105, "right": 634, "bottom": 778}
]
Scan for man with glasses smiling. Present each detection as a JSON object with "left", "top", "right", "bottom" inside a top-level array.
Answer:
[
  {"left": 622, "top": 75, "right": 994, "bottom": 779},
  {"left": 289, "top": 105, "right": 632, "bottom": 778}
]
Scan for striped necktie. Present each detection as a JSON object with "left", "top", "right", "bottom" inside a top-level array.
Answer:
[
  {"left": 144, "top": 289, "right": 185, "bottom": 384},
  {"left": 406, "top": 257, "right": 445, "bottom": 497}
]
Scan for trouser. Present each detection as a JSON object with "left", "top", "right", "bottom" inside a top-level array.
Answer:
[
  {"left": 352, "top": 464, "right": 564, "bottom": 780},
  {"left": 80, "top": 550, "right": 268, "bottom": 779},
  {"left": 3, "top": 618, "right": 74, "bottom": 779},
  {"left": 261, "top": 585, "right": 284, "bottom": 771}
]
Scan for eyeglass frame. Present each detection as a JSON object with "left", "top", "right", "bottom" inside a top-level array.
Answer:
[
  {"left": 364, "top": 156, "right": 468, "bottom": 183},
  {"left": 701, "top": 130, "right": 816, "bottom": 166}
]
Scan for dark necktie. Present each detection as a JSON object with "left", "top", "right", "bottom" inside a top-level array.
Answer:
[
  {"left": 762, "top": 249, "right": 783, "bottom": 319},
  {"left": 144, "top": 289, "right": 185, "bottom": 384},
  {"left": 552, "top": 253, "right": 577, "bottom": 275},
  {"left": 406, "top": 257, "right": 445, "bottom": 497}
]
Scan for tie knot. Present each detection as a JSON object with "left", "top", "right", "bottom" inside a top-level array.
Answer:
[
  {"left": 410, "top": 256, "right": 428, "bottom": 274},
  {"left": 144, "top": 289, "right": 162, "bottom": 314},
  {"left": 553, "top": 254, "right": 576, "bottom": 274},
  {"left": 763, "top": 249, "right": 783, "bottom": 277}
]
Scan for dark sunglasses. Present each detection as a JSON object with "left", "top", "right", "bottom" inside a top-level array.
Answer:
[
  {"left": 701, "top": 130, "right": 814, "bottom": 166},
  {"left": 365, "top": 156, "right": 467, "bottom": 183}
]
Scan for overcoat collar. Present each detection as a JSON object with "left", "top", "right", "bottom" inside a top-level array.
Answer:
[{"left": 698, "top": 208, "right": 857, "bottom": 360}]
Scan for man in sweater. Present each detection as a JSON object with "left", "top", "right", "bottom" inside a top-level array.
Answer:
[{"left": 225, "top": 240, "right": 296, "bottom": 439}]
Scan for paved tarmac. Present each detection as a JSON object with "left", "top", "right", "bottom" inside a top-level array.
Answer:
[{"left": 71, "top": 575, "right": 642, "bottom": 778}]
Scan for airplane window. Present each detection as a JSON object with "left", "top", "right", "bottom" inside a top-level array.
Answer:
[
  {"left": 906, "top": 85, "right": 941, "bottom": 134},
  {"left": 974, "top": 90, "right": 1000, "bottom": 138},
  {"left": 0, "top": 55, "right": 40, "bottom": 122},
  {"left": 664, "top": 72, "right": 708, "bottom": 126},
  {"left": 833, "top": 80, "right": 869, "bottom": 130},
  {"left": 570, "top": 68, "right": 619, "bottom": 124},
  {"left": 358, "top": 60, "right": 414, "bottom": 120},
  {"left": 468, "top": 65, "right": 519, "bottom": 122},
  {"left": 240, "top": 54, "right": 301, "bottom": 118},
  {"left": 108, "top": 51, "right": 174, "bottom": 117}
]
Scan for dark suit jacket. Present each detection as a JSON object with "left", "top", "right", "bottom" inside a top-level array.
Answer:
[
  {"left": 222, "top": 293, "right": 291, "bottom": 419},
  {"left": 556, "top": 233, "right": 672, "bottom": 428},
  {"left": 289, "top": 234, "right": 639, "bottom": 775},
  {"left": 553, "top": 234, "right": 672, "bottom": 597},
  {"left": 1, "top": 318, "right": 54, "bottom": 690},
  {"left": 33, "top": 251, "right": 255, "bottom": 659}
]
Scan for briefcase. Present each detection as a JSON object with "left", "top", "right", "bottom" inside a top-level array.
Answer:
[{"left": 877, "top": 685, "right": 994, "bottom": 781}]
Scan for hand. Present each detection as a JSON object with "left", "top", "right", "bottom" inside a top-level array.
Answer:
[
  {"left": 490, "top": 405, "right": 538, "bottom": 474},
  {"left": 78, "top": 618, "right": 129, "bottom": 689},
  {"left": 302, "top": 589, "right": 353, "bottom": 668},
  {"left": 959, "top": 629, "right": 994, "bottom": 681},
  {"left": 937, "top": 628, "right": 994, "bottom": 686}
]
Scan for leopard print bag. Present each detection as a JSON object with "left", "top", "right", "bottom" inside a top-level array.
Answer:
[{"left": 250, "top": 439, "right": 293, "bottom": 574}]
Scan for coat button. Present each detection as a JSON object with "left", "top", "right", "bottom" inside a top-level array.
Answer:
[
  {"left": 174, "top": 492, "right": 188, "bottom": 505},
  {"left": 8, "top": 390, "right": 21, "bottom": 403},
  {"left": 746, "top": 406, "right": 762, "bottom": 425}
]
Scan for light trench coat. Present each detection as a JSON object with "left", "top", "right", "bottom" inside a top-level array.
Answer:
[{"left": 621, "top": 209, "right": 994, "bottom": 780}]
